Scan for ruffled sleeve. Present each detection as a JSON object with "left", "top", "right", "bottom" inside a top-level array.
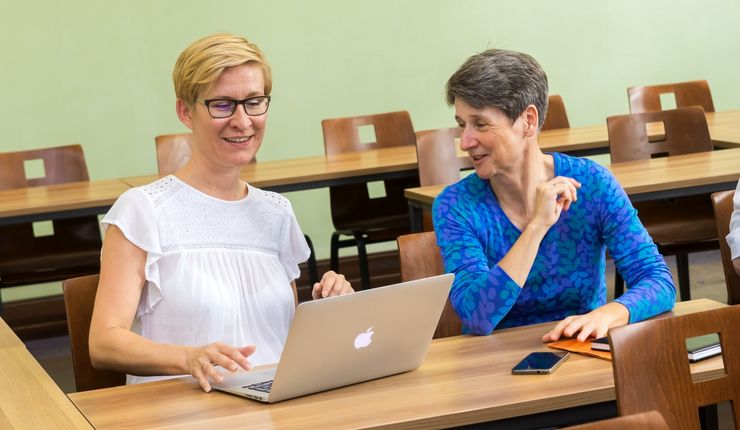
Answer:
[{"left": 101, "top": 188, "right": 164, "bottom": 314}]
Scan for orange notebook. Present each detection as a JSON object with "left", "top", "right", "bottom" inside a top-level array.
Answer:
[{"left": 547, "top": 338, "right": 612, "bottom": 361}]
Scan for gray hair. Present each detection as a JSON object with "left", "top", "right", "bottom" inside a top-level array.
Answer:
[{"left": 446, "top": 49, "right": 549, "bottom": 131}]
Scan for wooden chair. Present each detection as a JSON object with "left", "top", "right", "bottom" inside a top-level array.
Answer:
[
  {"left": 415, "top": 126, "right": 470, "bottom": 187},
  {"left": 0, "top": 145, "right": 102, "bottom": 308},
  {"left": 62, "top": 274, "right": 126, "bottom": 392},
  {"left": 712, "top": 190, "right": 740, "bottom": 305},
  {"left": 567, "top": 410, "right": 668, "bottom": 430},
  {"left": 414, "top": 126, "right": 471, "bottom": 231},
  {"left": 608, "top": 305, "right": 740, "bottom": 430},
  {"left": 606, "top": 106, "right": 718, "bottom": 301},
  {"left": 322, "top": 111, "right": 420, "bottom": 290},
  {"left": 154, "top": 133, "right": 318, "bottom": 285},
  {"left": 155, "top": 133, "right": 193, "bottom": 176},
  {"left": 397, "top": 231, "right": 461, "bottom": 338},
  {"left": 541, "top": 94, "right": 570, "bottom": 130},
  {"left": 628, "top": 79, "right": 714, "bottom": 114}
]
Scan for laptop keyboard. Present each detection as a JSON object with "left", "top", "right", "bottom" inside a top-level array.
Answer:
[{"left": 243, "top": 380, "right": 273, "bottom": 393}]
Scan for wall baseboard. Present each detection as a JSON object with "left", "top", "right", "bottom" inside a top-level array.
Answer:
[{"left": 2, "top": 250, "right": 401, "bottom": 341}]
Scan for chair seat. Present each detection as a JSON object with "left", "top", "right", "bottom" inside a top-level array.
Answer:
[
  {"left": 636, "top": 195, "right": 716, "bottom": 244},
  {"left": 0, "top": 250, "right": 100, "bottom": 287}
]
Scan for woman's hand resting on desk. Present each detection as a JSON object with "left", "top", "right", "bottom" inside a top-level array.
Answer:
[
  {"left": 312, "top": 270, "right": 354, "bottom": 299},
  {"left": 541, "top": 302, "right": 630, "bottom": 342},
  {"left": 186, "top": 342, "right": 256, "bottom": 392}
]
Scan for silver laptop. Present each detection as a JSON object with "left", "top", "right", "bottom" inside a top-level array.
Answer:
[{"left": 212, "top": 273, "right": 454, "bottom": 403}]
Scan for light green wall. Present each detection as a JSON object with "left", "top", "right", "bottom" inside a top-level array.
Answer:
[{"left": 1, "top": 0, "right": 739, "bottom": 287}]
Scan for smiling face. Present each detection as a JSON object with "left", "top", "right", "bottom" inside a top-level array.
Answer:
[
  {"left": 176, "top": 62, "right": 267, "bottom": 172},
  {"left": 454, "top": 99, "right": 530, "bottom": 180}
]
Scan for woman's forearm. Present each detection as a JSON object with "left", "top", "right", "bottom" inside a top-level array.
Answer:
[{"left": 498, "top": 223, "right": 548, "bottom": 286}]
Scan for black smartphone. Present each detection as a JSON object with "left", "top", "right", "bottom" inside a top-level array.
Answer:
[{"left": 511, "top": 351, "right": 570, "bottom": 374}]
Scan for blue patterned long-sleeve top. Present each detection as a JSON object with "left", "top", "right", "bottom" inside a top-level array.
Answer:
[{"left": 433, "top": 153, "right": 675, "bottom": 335}]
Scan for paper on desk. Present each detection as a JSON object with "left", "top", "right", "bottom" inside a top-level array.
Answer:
[{"left": 547, "top": 338, "right": 612, "bottom": 361}]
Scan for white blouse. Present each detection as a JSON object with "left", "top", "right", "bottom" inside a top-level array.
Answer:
[{"left": 101, "top": 175, "right": 310, "bottom": 384}]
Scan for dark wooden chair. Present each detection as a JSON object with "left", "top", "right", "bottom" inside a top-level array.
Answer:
[
  {"left": 322, "top": 111, "right": 420, "bottom": 290},
  {"left": 0, "top": 145, "right": 102, "bottom": 308},
  {"left": 628, "top": 79, "right": 714, "bottom": 114},
  {"left": 62, "top": 274, "right": 126, "bottom": 392},
  {"left": 608, "top": 305, "right": 740, "bottom": 430},
  {"left": 154, "top": 133, "right": 318, "bottom": 285},
  {"left": 541, "top": 94, "right": 571, "bottom": 130},
  {"left": 712, "top": 190, "right": 740, "bottom": 305},
  {"left": 567, "top": 410, "right": 668, "bottom": 430},
  {"left": 606, "top": 106, "right": 718, "bottom": 301},
  {"left": 397, "top": 231, "right": 461, "bottom": 338}
]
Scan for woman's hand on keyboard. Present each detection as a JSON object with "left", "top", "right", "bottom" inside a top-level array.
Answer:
[{"left": 186, "top": 342, "right": 256, "bottom": 392}]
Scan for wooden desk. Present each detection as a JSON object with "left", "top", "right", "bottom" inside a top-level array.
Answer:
[
  {"left": 406, "top": 147, "right": 740, "bottom": 232},
  {"left": 68, "top": 299, "right": 724, "bottom": 430},
  {"left": 1, "top": 111, "right": 739, "bottom": 229},
  {"left": 0, "top": 315, "right": 24, "bottom": 349},
  {"left": 0, "top": 178, "right": 131, "bottom": 227},
  {"left": 120, "top": 111, "right": 740, "bottom": 191},
  {"left": 0, "top": 319, "right": 93, "bottom": 429},
  {"left": 121, "top": 135, "right": 615, "bottom": 192},
  {"left": 535, "top": 110, "right": 740, "bottom": 155}
]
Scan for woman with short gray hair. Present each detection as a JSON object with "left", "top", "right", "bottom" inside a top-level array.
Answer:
[{"left": 433, "top": 49, "right": 675, "bottom": 340}]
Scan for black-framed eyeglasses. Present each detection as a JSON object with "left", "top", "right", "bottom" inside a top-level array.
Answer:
[{"left": 198, "top": 95, "right": 271, "bottom": 118}]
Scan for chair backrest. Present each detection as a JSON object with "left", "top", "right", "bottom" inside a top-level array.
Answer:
[
  {"left": 628, "top": 79, "right": 714, "bottom": 114},
  {"left": 155, "top": 133, "right": 193, "bottom": 176},
  {"left": 606, "top": 106, "right": 713, "bottom": 163},
  {"left": 415, "top": 127, "right": 472, "bottom": 187},
  {"left": 62, "top": 274, "right": 126, "bottom": 391},
  {"left": 711, "top": 190, "right": 740, "bottom": 305},
  {"left": 608, "top": 305, "right": 740, "bottom": 430},
  {"left": 397, "top": 231, "right": 461, "bottom": 338},
  {"left": 0, "top": 145, "right": 101, "bottom": 286},
  {"left": 567, "top": 410, "right": 668, "bottom": 430},
  {"left": 321, "top": 111, "right": 419, "bottom": 229},
  {"left": 155, "top": 132, "right": 256, "bottom": 176},
  {"left": 541, "top": 94, "right": 570, "bottom": 131},
  {"left": 322, "top": 111, "right": 417, "bottom": 154}
]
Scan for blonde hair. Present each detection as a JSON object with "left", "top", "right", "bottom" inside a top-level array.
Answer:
[{"left": 173, "top": 33, "right": 272, "bottom": 106}]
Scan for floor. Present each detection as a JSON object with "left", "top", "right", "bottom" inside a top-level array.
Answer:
[{"left": 23, "top": 249, "right": 734, "bottom": 427}]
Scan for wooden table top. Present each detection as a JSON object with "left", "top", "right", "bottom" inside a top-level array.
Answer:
[
  {"left": 68, "top": 299, "right": 725, "bottom": 430},
  {"left": 0, "top": 317, "right": 24, "bottom": 349},
  {"left": 120, "top": 134, "right": 604, "bottom": 191},
  {"left": 0, "top": 319, "right": 93, "bottom": 429},
  {"left": 405, "top": 146, "right": 740, "bottom": 207},
  {"left": 1, "top": 110, "right": 739, "bottom": 225},
  {"left": 0, "top": 178, "right": 130, "bottom": 223}
]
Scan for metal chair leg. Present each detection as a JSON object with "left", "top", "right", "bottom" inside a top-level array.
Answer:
[
  {"left": 330, "top": 232, "right": 341, "bottom": 272},
  {"left": 354, "top": 233, "right": 370, "bottom": 290},
  {"left": 303, "top": 235, "right": 319, "bottom": 285},
  {"left": 676, "top": 252, "right": 691, "bottom": 301}
]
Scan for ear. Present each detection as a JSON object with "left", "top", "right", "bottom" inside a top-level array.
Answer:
[
  {"left": 176, "top": 99, "right": 194, "bottom": 130},
  {"left": 522, "top": 105, "right": 539, "bottom": 138}
]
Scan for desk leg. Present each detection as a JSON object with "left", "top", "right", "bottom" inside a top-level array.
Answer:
[
  {"left": 408, "top": 202, "right": 424, "bottom": 233},
  {"left": 453, "top": 401, "right": 617, "bottom": 429}
]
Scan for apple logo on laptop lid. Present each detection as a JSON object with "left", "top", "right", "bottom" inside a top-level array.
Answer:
[{"left": 354, "top": 327, "right": 374, "bottom": 349}]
